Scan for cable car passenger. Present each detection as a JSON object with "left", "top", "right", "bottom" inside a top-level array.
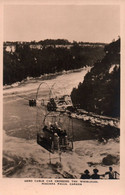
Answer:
[{"left": 42, "top": 125, "right": 53, "bottom": 140}]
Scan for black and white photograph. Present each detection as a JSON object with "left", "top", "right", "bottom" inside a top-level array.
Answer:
[{"left": 2, "top": 2, "right": 121, "bottom": 182}]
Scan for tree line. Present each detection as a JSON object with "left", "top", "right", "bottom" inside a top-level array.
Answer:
[
  {"left": 71, "top": 38, "right": 120, "bottom": 117},
  {"left": 3, "top": 42, "right": 105, "bottom": 85}
]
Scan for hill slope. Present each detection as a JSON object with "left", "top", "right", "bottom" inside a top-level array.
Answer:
[{"left": 71, "top": 39, "right": 120, "bottom": 117}]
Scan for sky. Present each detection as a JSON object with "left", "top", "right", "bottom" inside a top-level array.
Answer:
[{"left": 3, "top": 4, "right": 120, "bottom": 43}]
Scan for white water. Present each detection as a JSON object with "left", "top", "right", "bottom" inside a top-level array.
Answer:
[
  {"left": 3, "top": 67, "right": 120, "bottom": 178},
  {"left": 3, "top": 67, "right": 91, "bottom": 96}
]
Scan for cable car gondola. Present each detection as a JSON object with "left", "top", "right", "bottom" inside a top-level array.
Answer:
[
  {"left": 36, "top": 82, "right": 74, "bottom": 155},
  {"left": 37, "top": 113, "right": 73, "bottom": 153}
]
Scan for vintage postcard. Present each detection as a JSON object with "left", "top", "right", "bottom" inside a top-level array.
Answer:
[{"left": 0, "top": 0, "right": 125, "bottom": 194}]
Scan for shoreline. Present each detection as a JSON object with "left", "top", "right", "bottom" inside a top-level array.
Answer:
[
  {"left": 68, "top": 110, "right": 120, "bottom": 130},
  {"left": 3, "top": 66, "right": 91, "bottom": 90}
]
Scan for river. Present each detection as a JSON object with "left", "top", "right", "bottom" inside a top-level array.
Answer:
[{"left": 3, "top": 67, "right": 120, "bottom": 178}]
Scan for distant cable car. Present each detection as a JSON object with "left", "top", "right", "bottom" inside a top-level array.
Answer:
[
  {"left": 47, "top": 98, "right": 57, "bottom": 111},
  {"left": 29, "top": 99, "right": 36, "bottom": 107},
  {"left": 12, "top": 92, "right": 37, "bottom": 107}
]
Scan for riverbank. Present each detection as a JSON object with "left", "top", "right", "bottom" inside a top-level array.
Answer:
[
  {"left": 69, "top": 109, "right": 119, "bottom": 129},
  {"left": 3, "top": 66, "right": 91, "bottom": 90}
]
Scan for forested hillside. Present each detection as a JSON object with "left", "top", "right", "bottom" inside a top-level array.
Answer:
[
  {"left": 71, "top": 39, "right": 120, "bottom": 117},
  {"left": 3, "top": 40, "right": 105, "bottom": 85}
]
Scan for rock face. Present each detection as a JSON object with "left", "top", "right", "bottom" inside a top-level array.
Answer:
[
  {"left": 102, "top": 154, "right": 119, "bottom": 165},
  {"left": 71, "top": 38, "right": 120, "bottom": 118}
]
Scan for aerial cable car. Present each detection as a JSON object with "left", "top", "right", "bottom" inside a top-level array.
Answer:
[
  {"left": 47, "top": 82, "right": 73, "bottom": 113},
  {"left": 17, "top": 81, "right": 53, "bottom": 107},
  {"left": 12, "top": 92, "right": 36, "bottom": 107},
  {"left": 36, "top": 82, "right": 74, "bottom": 162},
  {"left": 36, "top": 111, "right": 74, "bottom": 163}
]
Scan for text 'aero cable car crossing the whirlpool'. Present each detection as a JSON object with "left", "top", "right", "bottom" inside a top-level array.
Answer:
[{"left": 35, "top": 81, "right": 74, "bottom": 162}]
